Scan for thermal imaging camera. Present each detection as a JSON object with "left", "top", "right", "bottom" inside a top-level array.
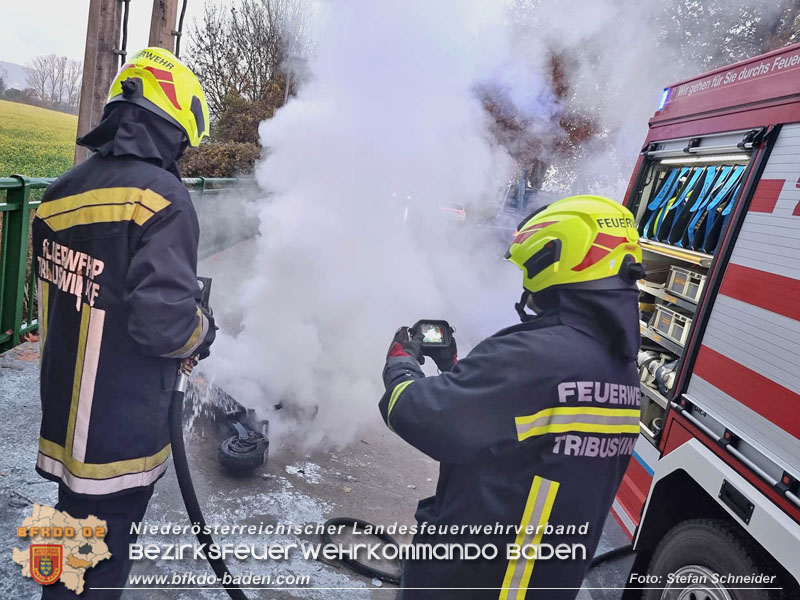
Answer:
[{"left": 412, "top": 320, "right": 453, "bottom": 348}]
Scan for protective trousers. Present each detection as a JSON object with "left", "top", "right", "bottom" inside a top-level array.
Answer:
[{"left": 41, "top": 485, "right": 154, "bottom": 599}]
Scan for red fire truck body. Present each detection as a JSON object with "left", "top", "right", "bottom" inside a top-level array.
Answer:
[{"left": 614, "top": 43, "right": 800, "bottom": 596}]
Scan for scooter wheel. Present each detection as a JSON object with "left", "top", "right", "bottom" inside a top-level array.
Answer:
[{"left": 218, "top": 432, "right": 268, "bottom": 473}]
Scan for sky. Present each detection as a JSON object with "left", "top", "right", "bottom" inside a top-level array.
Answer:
[{"left": 0, "top": 0, "right": 208, "bottom": 67}]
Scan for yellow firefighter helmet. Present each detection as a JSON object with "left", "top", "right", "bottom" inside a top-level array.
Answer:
[
  {"left": 107, "top": 47, "right": 209, "bottom": 147},
  {"left": 506, "top": 195, "right": 643, "bottom": 294}
]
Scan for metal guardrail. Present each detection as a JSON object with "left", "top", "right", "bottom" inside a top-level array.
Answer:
[
  {"left": 0, "top": 176, "right": 254, "bottom": 353},
  {"left": 0, "top": 176, "right": 49, "bottom": 351}
]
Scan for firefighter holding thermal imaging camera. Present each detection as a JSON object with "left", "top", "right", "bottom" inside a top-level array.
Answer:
[{"left": 379, "top": 195, "right": 646, "bottom": 599}]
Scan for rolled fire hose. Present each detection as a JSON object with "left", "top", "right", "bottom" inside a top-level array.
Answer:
[{"left": 170, "top": 362, "right": 250, "bottom": 600}]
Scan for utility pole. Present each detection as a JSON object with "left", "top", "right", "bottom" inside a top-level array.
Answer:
[
  {"left": 74, "top": 0, "right": 122, "bottom": 164},
  {"left": 149, "top": 0, "right": 179, "bottom": 52}
]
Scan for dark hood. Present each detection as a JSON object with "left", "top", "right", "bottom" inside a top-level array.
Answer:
[
  {"left": 533, "top": 287, "right": 641, "bottom": 360},
  {"left": 77, "top": 103, "right": 187, "bottom": 179}
]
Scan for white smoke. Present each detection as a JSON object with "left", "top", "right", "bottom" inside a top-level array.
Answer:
[{"left": 209, "top": 0, "right": 763, "bottom": 449}]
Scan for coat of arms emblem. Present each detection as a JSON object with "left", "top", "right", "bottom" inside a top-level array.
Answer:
[{"left": 30, "top": 544, "right": 62, "bottom": 585}]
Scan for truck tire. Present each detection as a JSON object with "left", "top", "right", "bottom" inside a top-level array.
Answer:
[{"left": 641, "top": 518, "right": 781, "bottom": 600}]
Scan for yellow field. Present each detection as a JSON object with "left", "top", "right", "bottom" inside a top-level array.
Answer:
[{"left": 0, "top": 99, "right": 77, "bottom": 178}]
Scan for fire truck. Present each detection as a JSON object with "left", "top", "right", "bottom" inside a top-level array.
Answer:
[{"left": 613, "top": 43, "right": 800, "bottom": 599}]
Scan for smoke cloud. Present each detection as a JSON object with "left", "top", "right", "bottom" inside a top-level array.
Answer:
[{"left": 209, "top": 0, "right": 763, "bottom": 449}]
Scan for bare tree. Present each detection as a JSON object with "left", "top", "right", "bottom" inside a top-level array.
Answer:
[
  {"left": 268, "top": 0, "right": 313, "bottom": 103},
  {"left": 50, "top": 55, "right": 68, "bottom": 107},
  {"left": 24, "top": 54, "right": 82, "bottom": 113},
  {"left": 187, "top": 0, "right": 311, "bottom": 119},
  {"left": 26, "top": 55, "right": 54, "bottom": 107},
  {"left": 65, "top": 59, "right": 83, "bottom": 113}
]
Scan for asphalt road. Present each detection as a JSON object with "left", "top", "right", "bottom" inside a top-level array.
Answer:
[{"left": 0, "top": 240, "right": 634, "bottom": 599}]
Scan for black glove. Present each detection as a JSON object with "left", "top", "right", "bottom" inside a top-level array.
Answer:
[
  {"left": 197, "top": 305, "right": 218, "bottom": 360},
  {"left": 386, "top": 326, "right": 424, "bottom": 364},
  {"left": 423, "top": 328, "right": 457, "bottom": 372}
]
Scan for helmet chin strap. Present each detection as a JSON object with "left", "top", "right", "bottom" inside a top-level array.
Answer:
[{"left": 515, "top": 290, "right": 537, "bottom": 322}]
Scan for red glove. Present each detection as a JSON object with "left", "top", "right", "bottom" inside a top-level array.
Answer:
[{"left": 387, "top": 327, "right": 424, "bottom": 364}]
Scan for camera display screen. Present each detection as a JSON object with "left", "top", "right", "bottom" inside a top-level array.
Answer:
[{"left": 421, "top": 324, "right": 445, "bottom": 345}]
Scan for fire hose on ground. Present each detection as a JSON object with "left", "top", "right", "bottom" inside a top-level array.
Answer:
[
  {"left": 320, "top": 520, "right": 634, "bottom": 586},
  {"left": 170, "top": 365, "right": 250, "bottom": 600},
  {"left": 169, "top": 276, "right": 251, "bottom": 600}
]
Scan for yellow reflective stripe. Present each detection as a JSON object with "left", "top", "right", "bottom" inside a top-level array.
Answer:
[
  {"left": 501, "top": 476, "right": 542, "bottom": 598},
  {"left": 500, "top": 476, "right": 560, "bottom": 599},
  {"left": 36, "top": 187, "right": 170, "bottom": 231},
  {"left": 519, "top": 422, "right": 641, "bottom": 438},
  {"left": 518, "top": 480, "right": 559, "bottom": 596},
  {"left": 36, "top": 187, "right": 170, "bottom": 217},
  {"left": 654, "top": 196, "right": 676, "bottom": 234},
  {"left": 164, "top": 307, "right": 204, "bottom": 358},
  {"left": 38, "top": 280, "right": 49, "bottom": 352},
  {"left": 72, "top": 307, "right": 106, "bottom": 463},
  {"left": 517, "top": 422, "right": 641, "bottom": 440},
  {"left": 515, "top": 406, "right": 640, "bottom": 441},
  {"left": 39, "top": 437, "right": 171, "bottom": 479},
  {"left": 44, "top": 202, "right": 157, "bottom": 230},
  {"left": 65, "top": 303, "right": 91, "bottom": 455},
  {"left": 516, "top": 406, "right": 641, "bottom": 424},
  {"left": 386, "top": 380, "right": 414, "bottom": 431}
]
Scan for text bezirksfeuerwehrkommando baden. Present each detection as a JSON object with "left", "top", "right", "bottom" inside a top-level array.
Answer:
[
  {"left": 130, "top": 541, "right": 587, "bottom": 563},
  {"left": 129, "top": 521, "right": 592, "bottom": 562}
]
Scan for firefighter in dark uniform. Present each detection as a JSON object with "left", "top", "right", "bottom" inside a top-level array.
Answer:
[
  {"left": 32, "top": 47, "right": 215, "bottom": 598},
  {"left": 380, "top": 196, "right": 645, "bottom": 599}
]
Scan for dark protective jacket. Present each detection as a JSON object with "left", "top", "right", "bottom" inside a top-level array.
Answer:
[
  {"left": 379, "top": 288, "right": 641, "bottom": 599},
  {"left": 32, "top": 104, "right": 211, "bottom": 497}
]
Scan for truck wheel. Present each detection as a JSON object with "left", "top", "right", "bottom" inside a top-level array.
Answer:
[{"left": 642, "top": 519, "right": 780, "bottom": 600}]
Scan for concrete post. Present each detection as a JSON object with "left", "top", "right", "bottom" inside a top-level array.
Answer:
[
  {"left": 149, "top": 0, "right": 179, "bottom": 52},
  {"left": 74, "top": 0, "right": 122, "bottom": 164}
]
